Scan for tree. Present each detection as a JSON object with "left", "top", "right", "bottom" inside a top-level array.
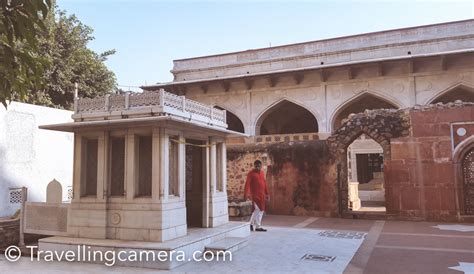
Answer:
[
  {"left": 23, "top": 8, "right": 117, "bottom": 109},
  {"left": 0, "top": 0, "right": 51, "bottom": 108}
]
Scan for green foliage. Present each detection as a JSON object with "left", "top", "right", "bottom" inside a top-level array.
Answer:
[
  {"left": 0, "top": 0, "right": 51, "bottom": 108},
  {"left": 24, "top": 8, "right": 117, "bottom": 109}
]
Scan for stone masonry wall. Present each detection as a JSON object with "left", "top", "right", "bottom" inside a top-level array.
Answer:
[
  {"left": 227, "top": 141, "right": 337, "bottom": 216},
  {"left": 385, "top": 103, "right": 474, "bottom": 221},
  {"left": 227, "top": 102, "right": 474, "bottom": 221},
  {"left": 327, "top": 108, "right": 411, "bottom": 213}
]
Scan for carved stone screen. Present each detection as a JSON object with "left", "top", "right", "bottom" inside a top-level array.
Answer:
[
  {"left": 462, "top": 148, "right": 474, "bottom": 215},
  {"left": 137, "top": 135, "right": 152, "bottom": 197},
  {"left": 110, "top": 137, "right": 125, "bottom": 196},
  {"left": 216, "top": 143, "right": 224, "bottom": 192},
  {"left": 82, "top": 138, "right": 98, "bottom": 197},
  {"left": 169, "top": 136, "right": 179, "bottom": 196},
  {"left": 185, "top": 139, "right": 204, "bottom": 227},
  {"left": 185, "top": 145, "right": 194, "bottom": 192}
]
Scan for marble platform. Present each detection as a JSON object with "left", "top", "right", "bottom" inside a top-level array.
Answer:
[{"left": 38, "top": 221, "right": 249, "bottom": 269}]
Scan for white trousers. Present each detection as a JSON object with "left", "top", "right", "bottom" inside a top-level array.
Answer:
[{"left": 249, "top": 203, "right": 264, "bottom": 228}]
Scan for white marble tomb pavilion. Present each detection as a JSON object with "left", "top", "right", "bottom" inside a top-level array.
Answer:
[{"left": 38, "top": 89, "right": 249, "bottom": 269}]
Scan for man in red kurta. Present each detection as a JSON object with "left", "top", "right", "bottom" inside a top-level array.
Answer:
[{"left": 244, "top": 160, "right": 269, "bottom": 232}]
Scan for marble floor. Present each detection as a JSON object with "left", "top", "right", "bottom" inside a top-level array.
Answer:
[{"left": 1, "top": 215, "right": 474, "bottom": 273}]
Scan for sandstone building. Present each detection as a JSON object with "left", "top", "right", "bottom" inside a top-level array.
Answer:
[{"left": 143, "top": 20, "right": 474, "bottom": 221}]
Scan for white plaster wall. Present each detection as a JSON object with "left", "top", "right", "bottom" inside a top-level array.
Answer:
[
  {"left": 164, "top": 20, "right": 474, "bottom": 136},
  {"left": 187, "top": 70, "right": 474, "bottom": 135},
  {"left": 0, "top": 102, "right": 73, "bottom": 217},
  {"left": 172, "top": 20, "right": 474, "bottom": 81}
]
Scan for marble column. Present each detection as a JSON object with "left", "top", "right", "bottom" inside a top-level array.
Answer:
[
  {"left": 152, "top": 127, "right": 161, "bottom": 202},
  {"left": 125, "top": 132, "right": 136, "bottom": 200}
]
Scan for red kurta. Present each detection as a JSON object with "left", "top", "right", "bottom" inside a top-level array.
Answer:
[{"left": 244, "top": 169, "right": 268, "bottom": 211}]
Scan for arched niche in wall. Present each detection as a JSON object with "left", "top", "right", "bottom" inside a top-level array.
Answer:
[
  {"left": 428, "top": 83, "right": 474, "bottom": 104},
  {"left": 255, "top": 99, "right": 318, "bottom": 135},
  {"left": 331, "top": 92, "right": 400, "bottom": 132},
  {"left": 214, "top": 106, "right": 245, "bottom": 133}
]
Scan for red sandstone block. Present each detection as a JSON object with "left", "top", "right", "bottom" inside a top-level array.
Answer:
[
  {"left": 434, "top": 123, "right": 451, "bottom": 136},
  {"left": 412, "top": 123, "right": 436, "bottom": 137},
  {"left": 385, "top": 162, "right": 410, "bottom": 183},
  {"left": 394, "top": 141, "right": 434, "bottom": 160},
  {"left": 435, "top": 107, "right": 473, "bottom": 123},
  {"left": 433, "top": 140, "right": 453, "bottom": 160},
  {"left": 385, "top": 185, "right": 401, "bottom": 212},
  {"left": 440, "top": 188, "right": 456, "bottom": 211},
  {"left": 432, "top": 163, "right": 455, "bottom": 186},
  {"left": 416, "top": 141, "right": 434, "bottom": 160},
  {"left": 391, "top": 142, "right": 416, "bottom": 160},
  {"left": 411, "top": 123, "right": 450, "bottom": 138},
  {"left": 413, "top": 162, "right": 455, "bottom": 186},
  {"left": 423, "top": 188, "right": 441, "bottom": 210},
  {"left": 401, "top": 188, "right": 420, "bottom": 210},
  {"left": 410, "top": 111, "right": 436, "bottom": 125}
]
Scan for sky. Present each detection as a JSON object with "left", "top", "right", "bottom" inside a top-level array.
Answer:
[{"left": 58, "top": 0, "right": 474, "bottom": 91}]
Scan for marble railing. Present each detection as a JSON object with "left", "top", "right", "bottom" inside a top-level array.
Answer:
[{"left": 74, "top": 89, "right": 227, "bottom": 125}]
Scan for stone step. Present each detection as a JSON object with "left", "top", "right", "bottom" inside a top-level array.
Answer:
[{"left": 204, "top": 237, "right": 248, "bottom": 254}]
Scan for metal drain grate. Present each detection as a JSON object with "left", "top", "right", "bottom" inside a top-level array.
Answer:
[
  {"left": 301, "top": 254, "right": 336, "bottom": 262},
  {"left": 318, "top": 230, "right": 366, "bottom": 239}
]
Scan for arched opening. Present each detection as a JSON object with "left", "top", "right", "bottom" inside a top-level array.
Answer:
[
  {"left": 332, "top": 93, "right": 398, "bottom": 131},
  {"left": 453, "top": 136, "right": 474, "bottom": 218},
  {"left": 214, "top": 106, "right": 245, "bottom": 133},
  {"left": 430, "top": 85, "right": 474, "bottom": 104},
  {"left": 347, "top": 134, "right": 386, "bottom": 212},
  {"left": 461, "top": 147, "right": 474, "bottom": 215},
  {"left": 256, "top": 100, "right": 318, "bottom": 135},
  {"left": 328, "top": 109, "right": 409, "bottom": 215}
]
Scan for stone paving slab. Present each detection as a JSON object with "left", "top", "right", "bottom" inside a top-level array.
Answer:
[
  {"left": 364, "top": 247, "right": 474, "bottom": 274},
  {"left": 2, "top": 215, "right": 473, "bottom": 273},
  {"left": 0, "top": 225, "right": 364, "bottom": 273},
  {"left": 175, "top": 226, "right": 364, "bottom": 273}
]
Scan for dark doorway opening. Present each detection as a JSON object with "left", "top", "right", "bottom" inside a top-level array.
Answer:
[{"left": 185, "top": 139, "right": 204, "bottom": 227}]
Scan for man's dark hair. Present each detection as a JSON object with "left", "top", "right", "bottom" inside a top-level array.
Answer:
[{"left": 254, "top": 160, "right": 262, "bottom": 165}]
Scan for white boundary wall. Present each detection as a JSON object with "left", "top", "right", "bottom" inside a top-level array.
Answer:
[{"left": 0, "top": 102, "right": 73, "bottom": 217}]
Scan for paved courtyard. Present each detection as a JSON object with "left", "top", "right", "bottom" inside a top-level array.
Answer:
[{"left": 1, "top": 215, "right": 473, "bottom": 273}]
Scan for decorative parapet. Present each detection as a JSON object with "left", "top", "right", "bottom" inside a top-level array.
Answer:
[
  {"left": 255, "top": 132, "right": 325, "bottom": 144},
  {"left": 72, "top": 89, "right": 227, "bottom": 128},
  {"left": 226, "top": 132, "right": 330, "bottom": 146}
]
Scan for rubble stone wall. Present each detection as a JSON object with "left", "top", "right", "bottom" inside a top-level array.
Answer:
[
  {"left": 227, "top": 141, "right": 337, "bottom": 216},
  {"left": 227, "top": 103, "right": 474, "bottom": 221},
  {"left": 326, "top": 108, "right": 412, "bottom": 214}
]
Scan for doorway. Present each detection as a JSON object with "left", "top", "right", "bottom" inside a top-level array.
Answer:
[
  {"left": 347, "top": 134, "right": 386, "bottom": 212},
  {"left": 185, "top": 139, "right": 205, "bottom": 227}
]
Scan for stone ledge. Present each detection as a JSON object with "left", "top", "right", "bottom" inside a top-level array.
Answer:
[{"left": 228, "top": 199, "right": 252, "bottom": 217}]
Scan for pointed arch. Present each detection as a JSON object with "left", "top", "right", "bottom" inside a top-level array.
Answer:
[
  {"left": 425, "top": 82, "right": 474, "bottom": 105},
  {"left": 453, "top": 135, "right": 474, "bottom": 217},
  {"left": 214, "top": 105, "right": 245, "bottom": 133},
  {"left": 330, "top": 91, "right": 402, "bottom": 132},
  {"left": 254, "top": 98, "right": 319, "bottom": 135},
  {"left": 327, "top": 110, "right": 411, "bottom": 215}
]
